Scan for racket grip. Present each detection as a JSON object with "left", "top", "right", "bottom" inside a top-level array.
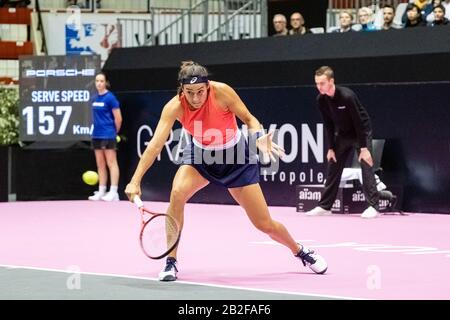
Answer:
[{"left": 133, "top": 196, "right": 144, "bottom": 208}]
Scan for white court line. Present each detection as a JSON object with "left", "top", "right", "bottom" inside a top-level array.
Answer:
[{"left": 0, "top": 263, "right": 362, "bottom": 300}]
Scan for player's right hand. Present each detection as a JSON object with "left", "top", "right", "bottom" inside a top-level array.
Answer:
[{"left": 125, "top": 182, "right": 141, "bottom": 202}]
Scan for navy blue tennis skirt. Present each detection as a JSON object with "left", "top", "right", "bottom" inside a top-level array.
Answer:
[{"left": 181, "top": 133, "right": 260, "bottom": 188}]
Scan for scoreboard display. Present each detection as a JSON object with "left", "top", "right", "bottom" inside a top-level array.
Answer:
[{"left": 19, "top": 55, "right": 101, "bottom": 142}]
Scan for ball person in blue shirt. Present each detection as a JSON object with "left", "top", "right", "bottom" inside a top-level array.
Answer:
[{"left": 88, "top": 72, "right": 122, "bottom": 201}]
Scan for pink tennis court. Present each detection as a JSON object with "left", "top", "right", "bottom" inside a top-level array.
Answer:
[{"left": 1, "top": 200, "right": 449, "bottom": 300}]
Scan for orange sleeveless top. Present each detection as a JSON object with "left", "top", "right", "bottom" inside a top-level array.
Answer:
[{"left": 179, "top": 86, "right": 238, "bottom": 147}]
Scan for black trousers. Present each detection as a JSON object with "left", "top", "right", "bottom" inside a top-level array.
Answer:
[{"left": 319, "top": 134, "right": 389, "bottom": 211}]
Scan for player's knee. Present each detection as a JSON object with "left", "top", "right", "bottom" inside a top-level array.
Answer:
[
  {"left": 254, "top": 220, "right": 275, "bottom": 234},
  {"left": 170, "top": 187, "right": 189, "bottom": 204}
]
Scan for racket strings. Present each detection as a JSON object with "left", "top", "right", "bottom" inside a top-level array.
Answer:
[{"left": 141, "top": 214, "right": 180, "bottom": 259}]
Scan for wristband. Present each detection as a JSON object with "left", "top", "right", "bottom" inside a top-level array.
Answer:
[{"left": 254, "top": 130, "right": 264, "bottom": 139}]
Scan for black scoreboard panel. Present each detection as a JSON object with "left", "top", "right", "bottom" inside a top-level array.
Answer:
[{"left": 19, "top": 55, "right": 101, "bottom": 142}]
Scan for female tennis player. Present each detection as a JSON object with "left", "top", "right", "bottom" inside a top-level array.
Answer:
[{"left": 125, "top": 61, "right": 327, "bottom": 281}]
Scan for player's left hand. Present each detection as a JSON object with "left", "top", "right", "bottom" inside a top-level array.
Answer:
[
  {"left": 256, "top": 132, "right": 285, "bottom": 162},
  {"left": 358, "top": 148, "right": 373, "bottom": 167}
]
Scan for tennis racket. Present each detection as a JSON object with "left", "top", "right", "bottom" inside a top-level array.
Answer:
[{"left": 133, "top": 196, "right": 181, "bottom": 259}]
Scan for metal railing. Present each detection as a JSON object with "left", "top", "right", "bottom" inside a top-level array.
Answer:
[
  {"left": 35, "top": 0, "right": 48, "bottom": 54},
  {"left": 30, "top": 0, "right": 147, "bottom": 12},
  {"left": 118, "top": 0, "right": 265, "bottom": 47},
  {"left": 196, "top": 0, "right": 264, "bottom": 43},
  {"left": 30, "top": 0, "right": 253, "bottom": 12}
]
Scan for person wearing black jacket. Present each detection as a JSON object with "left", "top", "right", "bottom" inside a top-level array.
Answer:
[{"left": 306, "top": 66, "right": 395, "bottom": 219}]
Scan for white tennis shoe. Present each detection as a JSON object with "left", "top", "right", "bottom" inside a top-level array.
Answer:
[
  {"left": 297, "top": 246, "right": 328, "bottom": 274},
  {"left": 159, "top": 257, "right": 178, "bottom": 281},
  {"left": 101, "top": 191, "right": 119, "bottom": 202},
  {"left": 305, "top": 206, "right": 332, "bottom": 216},
  {"left": 88, "top": 191, "right": 105, "bottom": 201},
  {"left": 361, "top": 206, "right": 379, "bottom": 219}
]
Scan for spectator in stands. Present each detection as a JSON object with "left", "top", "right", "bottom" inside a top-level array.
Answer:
[
  {"left": 331, "top": 10, "right": 355, "bottom": 33},
  {"left": 289, "top": 12, "right": 311, "bottom": 35},
  {"left": 427, "top": 4, "right": 449, "bottom": 25},
  {"left": 88, "top": 72, "right": 122, "bottom": 202},
  {"left": 402, "top": 0, "right": 430, "bottom": 24},
  {"left": 426, "top": 0, "right": 443, "bottom": 17},
  {"left": 272, "top": 14, "right": 288, "bottom": 37},
  {"left": 425, "top": 0, "right": 449, "bottom": 22},
  {"left": 356, "top": 7, "right": 379, "bottom": 31},
  {"left": 381, "top": 4, "right": 402, "bottom": 30},
  {"left": 306, "top": 66, "right": 396, "bottom": 219},
  {"left": 404, "top": 3, "right": 427, "bottom": 27}
]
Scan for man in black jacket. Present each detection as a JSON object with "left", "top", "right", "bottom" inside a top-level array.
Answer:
[{"left": 306, "top": 66, "right": 395, "bottom": 218}]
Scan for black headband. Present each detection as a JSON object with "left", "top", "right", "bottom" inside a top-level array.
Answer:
[{"left": 180, "top": 76, "right": 209, "bottom": 85}]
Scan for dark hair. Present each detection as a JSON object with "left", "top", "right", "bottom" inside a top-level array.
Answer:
[
  {"left": 433, "top": 4, "right": 446, "bottom": 15},
  {"left": 405, "top": 3, "right": 423, "bottom": 25},
  {"left": 406, "top": 3, "right": 421, "bottom": 14},
  {"left": 177, "top": 61, "right": 209, "bottom": 95},
  {"left": 96, "top": 72, "right": 111, "bottom": 90},
  {"left": 315, "top": 66, "right": 334, "bottom": 79},
  {"left": 382, "top": 4, "right": 394, "bottom": 11}
]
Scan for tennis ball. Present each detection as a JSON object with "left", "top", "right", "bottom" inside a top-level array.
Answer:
[
  {"left": 82, "top": 171, "right": 99, "bottom": 186},
  {"left": 116, "top": 135, "right": 121, "bottom": 143}
]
